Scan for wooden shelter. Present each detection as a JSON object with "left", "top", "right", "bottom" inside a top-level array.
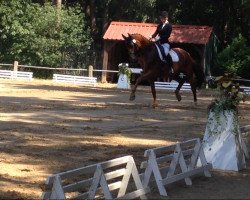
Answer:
[{"left": 102, "top": 21, "right": 216, "bottom": 83}]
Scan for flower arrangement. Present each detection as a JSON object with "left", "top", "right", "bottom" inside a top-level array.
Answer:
[
  {"left": 118, "top": 63, "right": 132, "bottom": 81},
  {"left": 206, "top": 73, "right": 246, "bottom": 136},
  {"left": 208, "top": 73, "right": 246, "bottom": 113}
]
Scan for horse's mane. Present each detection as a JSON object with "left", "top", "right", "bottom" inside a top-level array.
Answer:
[{"left": 130, "top": 33, "right": 152, "bottom": 47}]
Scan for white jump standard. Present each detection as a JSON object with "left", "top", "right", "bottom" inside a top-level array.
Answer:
[
  {"left": 41, "top": 155, "right": 149, "bottom": 200},
  {"left": 140, "top": 138, "right": 212, "bottom": 196},
  {"left": 202, "top": 110, "right": 248, "bottom": 171}
]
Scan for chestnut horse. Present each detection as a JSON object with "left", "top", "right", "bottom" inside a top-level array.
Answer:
[{"left": 122, "top": 33, "right": 205, "bottom": 107}]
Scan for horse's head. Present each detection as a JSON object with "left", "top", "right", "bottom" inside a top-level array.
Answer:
[
  {"left": 122, "top": 33, "right": 151, "bottom": 58},
  {"left": 122, "top": 34, "right": 138, "bottom": 58}
]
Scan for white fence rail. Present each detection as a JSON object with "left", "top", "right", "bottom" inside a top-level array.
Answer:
[
  {"left": 53, "top": 74, "right": 97, "bottom": 86},
  {"left": 41, "top": 155, "right": 149, "bottom": 200},
  {"left": 140, "top": 138, "right": 212, "bottom": 196},
  {"left": 241, "top": 86, "right": 250, "bottom": 95},
  {"left": 1, "top": 62, "right": 250, "bottom": 93},
  {"left": 155, "top": 81, "right": 191, "bottom": 91},
  {"left": 0, "top": 70, "right": 33, "bottom": 80},
  {"left": 155, "top": 81, "right": 250, "bottom": 95}
]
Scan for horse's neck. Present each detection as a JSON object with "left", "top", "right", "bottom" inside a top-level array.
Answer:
[
  {"left": 133, "top": 35, "right": 156, "bottom": 68},
  {"left": 139, "top": 40, "right": 155, "bottom": 53},
  {"left": 134, "top": 35, "right": 151, "bottom": 47},
  {"left": 139, "top": 38, "right": 151, "bottom": 47}
]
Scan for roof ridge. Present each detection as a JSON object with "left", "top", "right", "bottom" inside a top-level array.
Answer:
[
  {"left": 111, "top": 21, "right": 212, "bottom": 29},
  {"left": 103, "top": 21, "right": 213, "bottom": 44},
  {"left": 111, "top": 21, "right": 157, "bottom": 26}
]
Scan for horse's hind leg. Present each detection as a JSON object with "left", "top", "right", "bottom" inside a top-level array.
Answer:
[
  {"left": 149, "top": 80, "right": 158, "bottom": 108},
  {"left": 190, "top": 82, "right": 197, "bottom": 104},
  {"left": 175, "top": 81, "right": 184, "bottom": 101}
]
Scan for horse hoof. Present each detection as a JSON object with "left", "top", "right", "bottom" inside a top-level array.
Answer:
[
  {"left": 176, "top": 95, "right": 182, "bottom": 101},
  {"left": 175, "top": 91, "right": 182, "bottom": 102},
  {"left": 152, "top": 102, "right": 159, "bottom": 108},
  {"left": 129, "top": 94, "right": 135, "bottom": 101}
]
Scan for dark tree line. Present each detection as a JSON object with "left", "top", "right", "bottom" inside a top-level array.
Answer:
[
  {"left": 33, "top": 1, "right": 249, "bottom": 44},
  {"left": 58, "top": 0, "right": 249, "bottom": 46},
  {"left": 61, "top": 0, "right": 250, "bottom": 71},
  {"left": 1, "top": 0, "right": 249, "bottom": 78}
]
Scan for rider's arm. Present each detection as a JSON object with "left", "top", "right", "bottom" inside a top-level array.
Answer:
[{"left": 150, "top": 24, "right": 161, "bottom": 39}]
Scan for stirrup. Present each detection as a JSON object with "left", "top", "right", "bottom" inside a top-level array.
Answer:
[{"left": 162, "top": 55, "right": 168, "bottom": 63}]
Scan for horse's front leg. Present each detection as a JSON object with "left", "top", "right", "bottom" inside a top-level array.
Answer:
[
  {"left": 129, "top": 70, "right": 154, "bottom": 101},
  {"left": 129, "top": 81, "right": 139, "bottom": 101},
  {"left": 175, "top": 81, "right": 184, "bottom": 101},
  {"left": 149, "top": 80, "right": 158, "bottom": 108}
]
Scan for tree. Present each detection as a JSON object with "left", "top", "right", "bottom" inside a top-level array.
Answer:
[
  {"left": 215, "top": 34, "right": 250, "bottom": 79},
  {"left": 52, "top": 0, "right": 62, "bottom": 8},
  {"left": 1, "top": 0, "right": 249, "bottom": 76},
  {"left": 0, "top": 1, "right": 92, "bottom": 71}
]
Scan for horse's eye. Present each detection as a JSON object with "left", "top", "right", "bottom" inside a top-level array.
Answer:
[{"left": 129, "top": 41, "right": 134, "bottom": 47}]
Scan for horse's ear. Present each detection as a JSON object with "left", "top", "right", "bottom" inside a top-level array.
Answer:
[
  {"left": 128, "top": 33, "right": 133, "bottom": 39},
  {"left": 122, "top": 34, "right": 127, "bottom": 40}
]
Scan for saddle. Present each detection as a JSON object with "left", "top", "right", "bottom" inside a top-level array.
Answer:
[
  {"left": 155, "top": 43, "right": 186, "bottom": 81},
  {"left": 155, "top": 43, "right": 179, "bottom": 63}
]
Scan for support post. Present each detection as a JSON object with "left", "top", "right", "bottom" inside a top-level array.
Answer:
[
  {"left": 102, "top": 42, "right": 108, "bottom": 83},
  {"left": 13, "top": 61, "right": 18, "bottom": 71},
  {"left": 88, "top": 65, "right": 93, "bottom": 77}
]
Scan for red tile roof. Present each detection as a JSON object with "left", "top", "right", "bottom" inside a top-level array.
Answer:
[{"left": 103, "top": 21, "right": 213, "bottom": 44}]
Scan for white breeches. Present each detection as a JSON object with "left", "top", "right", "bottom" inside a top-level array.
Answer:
[{"left": 162, "top": 43, "right": 170, "bottom": 55}]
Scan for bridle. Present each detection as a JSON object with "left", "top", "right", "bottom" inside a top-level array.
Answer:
[{"left": 125, "top": 36, "right": 139, "bottom": 60}]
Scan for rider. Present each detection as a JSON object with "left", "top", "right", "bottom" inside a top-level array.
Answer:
[{"left": 149, "top": 11, "right": 172, "bottom": 63}]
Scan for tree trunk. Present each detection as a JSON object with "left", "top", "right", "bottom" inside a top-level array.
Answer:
[
  {"left": 102, "top": 1, "right": 110, "bottom": 35},
  {"left": 52, "top": 0, "right": 62, "bottom": 9},
  {"left": 51, "top": 0, "right": 62, "bottom": 31},
  {"left": 90, "top": 0, "right": 97, "bottom": 34}
]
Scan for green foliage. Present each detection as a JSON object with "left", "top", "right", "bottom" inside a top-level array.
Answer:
[
  {"left": 1, "top": 0, "right": 249, "bottom": 80},
  {"left": 0, "top": 0, "right": 92, "bottom": 71},
  {"left": 208, "top": 73, "right": 246, "bottom": 113},
  {"left": 105, "top": 0, "right": 155, "bottom": 22},
  {"left": 168, "top": 0, "right": 216, "bottom": 25},
  {"left": 215, "top": 34, "right": 250, "bottom": 79}
]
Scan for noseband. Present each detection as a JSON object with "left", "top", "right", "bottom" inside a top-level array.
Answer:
[{"left": 126, "top": 38, "right": 140, "bottom": 59}]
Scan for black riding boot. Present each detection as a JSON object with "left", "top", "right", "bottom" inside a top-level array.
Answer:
[
  {"left": 166, "top": 54, "right": 174, "bottom": 81},
  {"left": 166, "top": 54, "right": 173, "bottom": 67}
]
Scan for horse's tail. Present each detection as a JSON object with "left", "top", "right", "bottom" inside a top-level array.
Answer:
[{"left": 193, "top": 62, "right": 205, "bottom": 88}]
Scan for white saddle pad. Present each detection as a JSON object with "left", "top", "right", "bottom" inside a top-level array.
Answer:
[
  {"left": 155, "top": 44, "right": 179, "bottom": 62},
  {"left": 169, "top": 49, "right": 179, "bottom": 62}
]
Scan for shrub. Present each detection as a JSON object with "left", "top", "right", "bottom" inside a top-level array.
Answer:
[
  {"left": 215, "top": 34, "right": 250, "bottom": 79},
  {"left": 0, "top": 1, "right": 92, "bottom": 72}
]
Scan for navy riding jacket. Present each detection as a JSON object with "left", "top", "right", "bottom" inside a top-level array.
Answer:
[{"left": 152, "top": 22, "right": 172, "bottom": 44}]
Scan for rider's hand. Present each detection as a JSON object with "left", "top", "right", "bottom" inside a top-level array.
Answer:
[{"left": 149, "top": 37, "right": 155, "bottom": 42}]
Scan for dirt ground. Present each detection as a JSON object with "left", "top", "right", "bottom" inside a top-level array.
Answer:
[{"left": 0, "top": 78, "right": 249, "bottom": 199}]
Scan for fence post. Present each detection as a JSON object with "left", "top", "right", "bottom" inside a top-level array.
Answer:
[
  {"left": 13, "top": 61, "right": 18, "bottom": 71},
  {"left": 88, "top": 65, "right": 93, "bottom": 77}
]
